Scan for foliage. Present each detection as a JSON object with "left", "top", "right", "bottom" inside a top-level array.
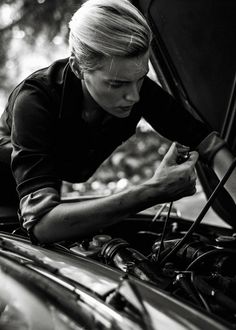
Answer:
[
  {"left": 0, "top": 0, "right": 84, "bottom": 96},
  {"left": 0, "top": 0, "right": 84, "bottom": 41}
]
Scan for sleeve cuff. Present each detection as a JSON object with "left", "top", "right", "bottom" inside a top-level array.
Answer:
[
  {"left": 196, "top": 132, "right": 227, "bottom": 165},
  {"left": 20, "top": 187, "right": 60, "bottom": 243}
]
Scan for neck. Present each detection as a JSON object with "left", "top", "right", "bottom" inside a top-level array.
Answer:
[{"left": 81, "top": 81, "right": 107, "bottom": 124}]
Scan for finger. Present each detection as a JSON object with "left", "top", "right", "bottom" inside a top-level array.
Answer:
[
  {"left": 190, "top": 171, "right": 197, "bottom": 183},
  {"left": 184, "top": 182, "right": 197, "bottom": 197},
  {"left": 163, "top": 142, "right": 178, "bottom": 164},
  {"left": 174, "top": 185, "right": 196, "bottom": 201},
  {"left": 188, "top": 186, "right": 197, "bottom": 196}
]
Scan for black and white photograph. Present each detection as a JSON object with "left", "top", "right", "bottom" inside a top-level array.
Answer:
[{"left": 0, "top": 0, "right": 235, "bottom": 329}]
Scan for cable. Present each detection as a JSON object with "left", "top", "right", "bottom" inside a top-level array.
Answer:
[
  {"left": 160, "top": 157, "right": 236, "bottom": 265},
  {"left": 149, "top": 203, "right": 167, "bottom": 225},
  {"left": 186, "top": 248, "right": 236, "bottom": 271},
  {"left": 156, "top": 202, "right": 173, "bottom": 262},
  {"left": 173, "top": 272, "right": 211, "bottom": 312}
]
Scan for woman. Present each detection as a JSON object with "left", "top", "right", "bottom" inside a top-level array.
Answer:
[{"left": 0, "top": 0, "right": 235, "bottom": 244}]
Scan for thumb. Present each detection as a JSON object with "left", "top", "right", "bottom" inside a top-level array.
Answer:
[{"left": 162, "top": 142, "right": 178, "bottom": 165}]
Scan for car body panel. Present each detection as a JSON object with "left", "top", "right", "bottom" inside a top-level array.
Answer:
[{"left": 0, "top": 232, "right": 231, "bottom": 330}]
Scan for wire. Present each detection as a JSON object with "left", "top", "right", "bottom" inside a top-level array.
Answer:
[
  {"left": 160, "top": 157, "right": 236, "bottom": 265},
  {"left": 156, "top": 202, "right": 173, "bottom": 262},
  {"left": 147, "top": 203, "right": 167, "bottom": 233},
  {"left": 150, "top": 203, "right": 167, "bottom": 223},
  {"left": 186, "top": 248, "right": 236, "bottom": 271}
]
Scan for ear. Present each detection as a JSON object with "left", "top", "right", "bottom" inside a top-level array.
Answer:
[{"left": 69, "top": 55, "right": 83, "bottom": 79}]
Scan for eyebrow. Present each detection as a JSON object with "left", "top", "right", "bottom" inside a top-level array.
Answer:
[{"left": 107, "top": 71, "right": 148, "bottom": 83}]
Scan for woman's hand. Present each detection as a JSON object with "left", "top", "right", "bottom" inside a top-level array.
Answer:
[{"left": 145, "top": 142, "right": 199, "bottom": 202}]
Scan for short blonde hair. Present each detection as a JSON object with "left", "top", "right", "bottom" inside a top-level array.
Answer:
[{"left": 68, "top": 0, "right": 152, "bottom": 72}]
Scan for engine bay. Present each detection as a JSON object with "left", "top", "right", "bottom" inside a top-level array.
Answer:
[{"left": 69, "top": 210, "right": 236, "bottom": 326}]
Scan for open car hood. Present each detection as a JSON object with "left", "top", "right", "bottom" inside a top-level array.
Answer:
[{"left": 133, "top": 0, "right": 236, "bottom": 226}]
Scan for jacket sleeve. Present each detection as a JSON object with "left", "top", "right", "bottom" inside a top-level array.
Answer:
[
  {"left": 11, "top": 81, "right": 61, "bottom": 199},
  {"left": 141, "top": 78, "right": 226, "bottom": 162},
  {"left": 20, "top": 187, "right": 60, "bottom": 242}
]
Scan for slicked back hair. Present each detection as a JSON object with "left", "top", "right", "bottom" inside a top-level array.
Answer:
[{"left": 68, "top": 0, "right": 152, "bottom": 73}]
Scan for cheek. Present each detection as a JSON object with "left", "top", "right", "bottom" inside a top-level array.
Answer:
[
  {"left": 96, "top": 86, "right": 123, "bottom": 104},
  {"left": 137, "top": 78, "right": 145, "bottom": 91}
]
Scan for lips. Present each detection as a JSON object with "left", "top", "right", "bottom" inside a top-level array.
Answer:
[
  {"left": 122, "top": 106, "right": 132, "bottom": 110},
  {"left": 120, "top": 105, "right": 134, "bottom": 111},
  {"left": 115, "top": 106, "right": 133, "bottom": 118}
]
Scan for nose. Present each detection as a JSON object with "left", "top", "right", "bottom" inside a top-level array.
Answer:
[{"left": 125, "top": 83, "right": 140, "bottom": 103}]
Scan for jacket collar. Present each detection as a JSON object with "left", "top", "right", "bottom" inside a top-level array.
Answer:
[{"left": 56, "top": 59, "right": 83, "bottom": 119}]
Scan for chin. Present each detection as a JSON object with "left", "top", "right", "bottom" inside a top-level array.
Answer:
[
  {"left": 105, "top": 108, "right": 131, "bottom": 118},
  {"left": 116, "top": 111, "right": 131, "bottom": 118}
]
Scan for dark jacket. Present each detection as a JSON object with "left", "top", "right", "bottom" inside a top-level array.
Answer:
[{"left": 0, "top": 58, "right": 219, "bottom": 200}]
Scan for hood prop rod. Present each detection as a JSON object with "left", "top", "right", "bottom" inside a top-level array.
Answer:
[{"left": 159, "top": 157, "right": 236, "bottom": 265}]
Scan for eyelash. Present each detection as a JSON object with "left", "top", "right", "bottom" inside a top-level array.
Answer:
[{"left": 109, "top": 77, "right": 145, "bottom": 88}]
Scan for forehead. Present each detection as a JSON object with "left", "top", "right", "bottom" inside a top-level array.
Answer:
[{"left": 100, "top": 52, "right": 149, "bottom": 81}]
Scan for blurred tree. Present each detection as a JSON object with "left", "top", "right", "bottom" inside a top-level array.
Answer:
[{"left": 0, "top": 0, "right": 84, "bottom": 98}]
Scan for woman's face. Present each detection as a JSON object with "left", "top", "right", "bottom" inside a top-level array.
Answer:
[{"left": 82, "top": 52, "right": 149, "bottom": 118}]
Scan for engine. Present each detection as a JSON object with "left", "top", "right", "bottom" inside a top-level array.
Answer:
[{"left": 69, "top": 216, "right": 236, "bottom": 324}]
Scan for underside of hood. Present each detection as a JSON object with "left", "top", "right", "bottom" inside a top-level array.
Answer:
[{"left": 133, "top": 0, "right": 236, "bottom": 226}]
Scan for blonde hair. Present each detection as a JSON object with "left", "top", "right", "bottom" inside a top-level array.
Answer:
[{"left": 68, "top": 0, "right": 152, "bottom": 73}]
